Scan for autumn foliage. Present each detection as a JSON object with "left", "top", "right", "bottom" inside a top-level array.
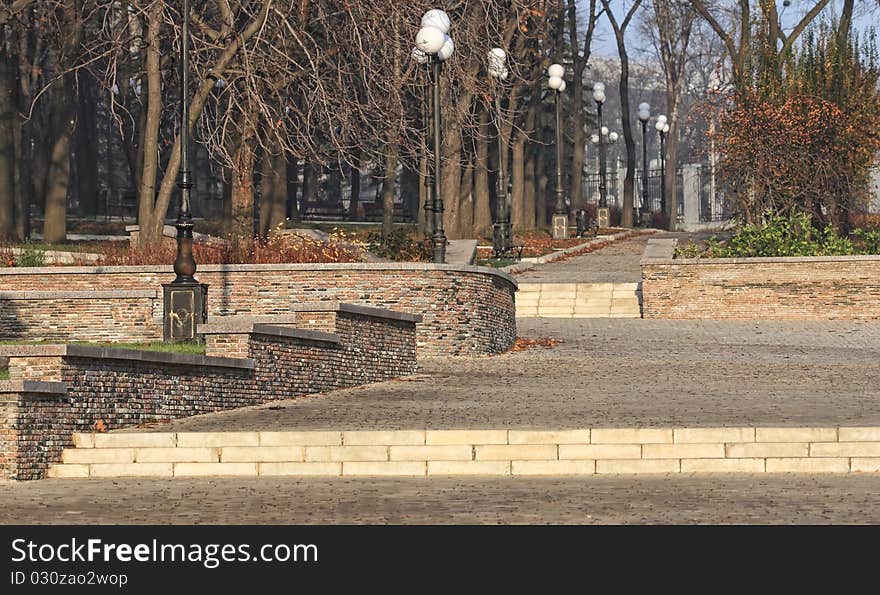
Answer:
[{"left": 712, "top": 22, "right": 880, "bottom": 231}]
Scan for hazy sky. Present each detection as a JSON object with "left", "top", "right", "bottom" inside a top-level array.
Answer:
[{"left": 584, "top": 0, "right": 879, "bottom": 59}]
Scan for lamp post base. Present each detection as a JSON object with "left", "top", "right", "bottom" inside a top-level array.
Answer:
[
  {"left": 551, "top": 214, "right": 568, "bottom": 239},
  {"left": 597, "top": 207, "right": 610, "bottom": 229},
  {"left": 163, "top": 282, "right": 209, "bottom": 343}
]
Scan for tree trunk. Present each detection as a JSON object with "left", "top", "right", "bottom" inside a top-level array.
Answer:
[
  {"left": 74, "top": 69, "right": 98, "bottom": 216},
  {"left": 400, "top": 166, "right": 420, "bottom": 223},
  {"left": 136, "top": 0, "right": 162, "bottom": 246},
  {"left": 231, "top": 129, "right": 256, "bottom": 240},
  {"left": 43, "top": 0, "right": 82, "bottom": 244},
  {"left": 382, "top": 147, "right": 398, "bottom": 236},
  {"left": 473, "top": 110, "right": 491, "bottom": 233},
  {"left": 536, "top": 142, "right": 549, "bottom": 227},
  {"left": 618, "top": 53, "right": 635, "bottom": 229},
  {"left": 258, "top": 150, "right": 287, "bottom": 237},
  {"left": 511, "top": 133, "right": 527, "bottom": 231},
  {"left": 0, "top": 36, "right": 16, "bottom": 240},
  {"left": 302, "top": 161, "right": 318, "bottom": 216},
  {"left": 511, "top": 104, "right": 537, "bottom": 231},
  {"left": 441, "top": 120, "right": 464, "bottom": 240},
  {"left": 459, "top": 160, "right": 474, "bottom": 236},
  {"left": 664, "top": 91, "right": 681, "bottom": 227},
  {"left": 348, "top": 150, "right": 361, "bottom": 221},
  {"left": 524, "top": 142, "right": 537, "bottom": 228}
]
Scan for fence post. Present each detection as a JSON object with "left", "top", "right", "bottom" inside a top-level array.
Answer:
[{"left": 681, "top": 164, "right": 701, "bottom": 231}]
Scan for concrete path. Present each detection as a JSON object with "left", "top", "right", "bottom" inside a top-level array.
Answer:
[
  {"left": 3, "top": 475, "right": 879, "bottom": 524},
  {"left": 515, "top": 232, "right": 684, "bottom": 284},
  {"left": 117, "top": 318, "right": 880, "bottom": 431}
]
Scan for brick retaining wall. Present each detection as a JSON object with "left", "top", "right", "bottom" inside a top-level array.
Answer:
[
  {"left": 0, "top": 305, "right": 419, "bottom": 480},
  {"left": 0, "top": 263, "right": 516, "bottom": 355},
  {"left": 641, "top": 240, "right": 880, "bottom": 319}
]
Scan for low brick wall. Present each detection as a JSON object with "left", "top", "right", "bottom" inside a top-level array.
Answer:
[
  {"left": 641, "top": 240, "right": 880, "bottom": 319},
  {"left": 0, "top": 305, "right": 419, "bottom": 480},
  {"left": 0, "top": 263, "right": 516, "bottom": 355},
  {"left": 0, "top": 290, "right": 162, "bottom": 342}
]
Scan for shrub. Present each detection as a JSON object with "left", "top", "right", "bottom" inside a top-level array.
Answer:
[
  {"left": 365, "top": 229, "right": 432, "bottom": 262},
  {"left": 15, "top": 244, "right": 46, "bottom": 267},
  {"left": 99, "top": 231, "right": 363, "bottom": 265},
  {"left": 705, "top": 210, "right": 862, "bottom": 258},
  {"left": 674, "top": 240, "right": 702, "bottom": 259}
]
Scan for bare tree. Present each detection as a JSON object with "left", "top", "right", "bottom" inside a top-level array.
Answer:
[
  {"left": 646, "top": 0, "right": 695, "bottom": 226},
  {"left": 601, "top": 0, "right": 644, "bottom": 228},
  {"left": 567, "top": 0, "right": 601, "bottom": 212},
  {"left": 689, "top": 0, "right": 831, "bottom": 94}
]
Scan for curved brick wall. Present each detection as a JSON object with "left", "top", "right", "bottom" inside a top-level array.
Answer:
[{"left": 0, "top": 264, "right": 517, "bottom": 355}]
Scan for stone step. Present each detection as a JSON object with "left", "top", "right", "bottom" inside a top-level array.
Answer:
[
  {"left": 46, "top": 427, "right": 880, "bottom": 478},
  {"left": 516, "top": 282, "right": 642, "bottom": 318}
]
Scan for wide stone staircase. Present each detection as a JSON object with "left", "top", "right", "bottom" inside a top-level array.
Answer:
[
  {"left": 515, "top": 283, "right": 641, "bottom": 318},
  {"left": 47, "top": 426, "right": 880, "bottom": 478}
]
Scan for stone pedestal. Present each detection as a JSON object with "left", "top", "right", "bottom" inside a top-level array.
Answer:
[
  {"left": 162, "top": 282, "right": 209, "bottom": 342},
  {"left": 552, "top": 214, "right": 568, "bottom": 239}
]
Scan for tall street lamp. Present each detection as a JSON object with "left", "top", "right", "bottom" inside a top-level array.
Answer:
[
  {"left": 548, "top": 64, "right": 568, "bottom": 240},
  {"left": 637, "top": 102, "right": 651, "bottom": 224},
  {"left": 414, "top": 9, "right": 453, "bottom": 264},
  {"left": 592, "top": 82, "right": 609, "bottom": 228},
  {"left": 163, "top": 0, "right": 207, "bottom": 343},
  {"left": 656, "top": 114, "right": 669, "bottom": 217},
  {"left": 487, "top": 48, "right": 512, "bottom": 259}
]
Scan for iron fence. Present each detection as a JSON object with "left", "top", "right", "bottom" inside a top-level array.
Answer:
[{"left": 581, "top": 164, "right": 735, "bottom": 224}]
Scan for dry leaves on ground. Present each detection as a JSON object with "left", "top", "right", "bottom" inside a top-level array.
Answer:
[{"left": 509, "top": 337, "right": 564, "bottom": 352}]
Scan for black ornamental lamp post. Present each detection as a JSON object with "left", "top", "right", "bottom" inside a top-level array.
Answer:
[
  {"left": 638, "top": 102, "right": 651, "bottom": 224},
  {"left": 590, "top": 125, "right": 618, "bottom": 228},
  {"left": 592, "top": 82, "right": 610, "bottom": 228},
  {"left": 656, "top": 114, "right": 669, "bottom": 217},
  {"left": 414, "top": 9, "right": 454, "bottom": 264},
  {"left": 548, "top": 63, "right": 568, "bottom": 239},
  {"left": 163, "top": 0, "right": 207, "bottom": 342},
  {"left": 487, "top": 47, "right": 512, "bottom": 258}
]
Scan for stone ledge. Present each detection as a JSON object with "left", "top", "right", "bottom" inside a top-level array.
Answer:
[
  {"left": 0, "top": 290, "right": 157, "bottom": 300},
  {"left": 199, "top": 315, "right": 299, "bottom": 334},
  {"left": 0, "top": 344, "right": 254, "bottom": 370},
  {"left": 251, "top": 325, "right": 340, "bottom": 345},
  {"left": 0, "top": 380, "right": 68, "bottom": 397},
  {"left": 642, "top": 253, "right": 880, "bottom": 266},
  {"left": 0, "top": 262, "right": 518, "bottom": 288},
  {"left": 289, "top": 302, "right": 422, "bottom": 323},
  {"left": 641, "top": 238, "right": 678, "bottom": 262}
]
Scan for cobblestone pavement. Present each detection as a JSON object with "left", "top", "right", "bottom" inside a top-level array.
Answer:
[
  {"left": 128, "top": 317, "right": 880, "bottom": 432},
  {"left": 1, "top": 475, "right": 878, "bottom": 524},
  {"left": 515, "top": 232, "right": 686, "bottom": 283}
]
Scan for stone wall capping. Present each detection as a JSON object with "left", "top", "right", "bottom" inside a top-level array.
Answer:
[
  {"left": 0, "top": 344, "right": 255, "bottom": 370},
  {"left": 0, "top": 261, "right": 518, "bottom": 287},
  {"left": 643, "top": 254, "right": 880, "bottom": 265},
  {"left": 251, "top": 325, "right": 340, "bottom": 344},
  {"left": 0, "top": 380, "right": 68, "bottom": 397},
  {"left": 199, "top": 315, "right": 300, "bottom": 334},
  {"left": 0, "top": 290, "right": 157, "bottom": 300},
  {"left": 289, "top": 302, "right": 423, "bottom": 323}
]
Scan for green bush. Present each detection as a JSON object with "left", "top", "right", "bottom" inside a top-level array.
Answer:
[
  {"left": 15, "top": 244, "right": 46, "bottom": 267},
  {"left": 366, "top": 229, "right": 432, "bottom": 262},
  {"left": 673, "top": 241, "right": 703, "bottom": 259},
  {"left": 706, "top": 211, "right": 860, "bottom": 258}
]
